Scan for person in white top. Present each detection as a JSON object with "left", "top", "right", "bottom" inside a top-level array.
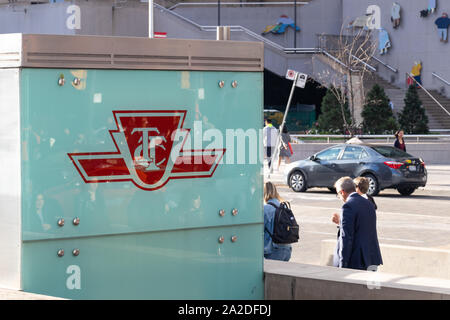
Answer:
[{"left": 263, "top": 119, "right": 279, "bottom": 169}]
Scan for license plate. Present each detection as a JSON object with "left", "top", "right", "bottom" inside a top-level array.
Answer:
[{"left": 409, "top": 166, "right": 417, "bottom": 172}]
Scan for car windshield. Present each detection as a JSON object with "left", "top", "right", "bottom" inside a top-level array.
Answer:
[{"left": 371, "top": 146, "right": 412, "bottom": 158}]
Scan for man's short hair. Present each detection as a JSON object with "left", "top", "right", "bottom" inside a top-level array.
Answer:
[
  {"left": 265, "top": 118, "right": 272, "bottom": 124},
  {"left": 353, "top": 177, "right": 369, "bottom": 194},
  {"left": 335, "top": 176, "right": 356, "bottom": 193}
]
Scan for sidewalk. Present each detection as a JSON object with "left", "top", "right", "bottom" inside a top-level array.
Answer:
[{"left": 263, "top": 162, "right": 286, "bottom": 186}]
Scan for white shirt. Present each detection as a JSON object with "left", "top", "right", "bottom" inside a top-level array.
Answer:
[{"left": 263, "top": 125, "right": 279, "bottom": 147}]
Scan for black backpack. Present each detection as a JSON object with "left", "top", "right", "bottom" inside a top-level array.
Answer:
[{"left": 265, "top": 202, "right": 299, "bottom": 244}]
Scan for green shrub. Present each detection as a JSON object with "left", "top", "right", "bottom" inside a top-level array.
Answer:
[
  {"left": 398, "top": 85, "right": 429, "bottom": 134},
  {"left": 362, "top": 84, "right": 398, "bottom": 134},
  {"left": 317, "top": 89, "right": 352, "bottom": 134}
]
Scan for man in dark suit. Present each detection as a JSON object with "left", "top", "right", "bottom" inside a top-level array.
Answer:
[{"left": 333, "top": 177, "right": 383, "bottom": 271}]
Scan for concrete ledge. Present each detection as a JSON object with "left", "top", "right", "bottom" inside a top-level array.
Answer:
[
  {"left": 321, "top": 239, "right": 450, "bottom": 280},
  {"left": 264, "top": 260, "right": 450, "bottom": 300},
  {"left": 0, "top": 288, "right": 64, "bottom": 300}
]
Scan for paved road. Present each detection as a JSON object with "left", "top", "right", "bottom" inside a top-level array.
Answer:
[{"left": 264, "top": 165, "right": 450, "bottom": 266}]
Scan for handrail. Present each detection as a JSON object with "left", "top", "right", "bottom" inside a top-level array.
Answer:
[
  {"left": 291, "top": 134, "right": 450, "bottom": 138},
  {"left": 290, "top": 134, "right": 450, "bottom": 144},
  {"left": 169, "top": 2, "right": 310, "bottom": 10},
  {"left": 320, "top": 49, "right": 358, "bottom": 72},
  {"left": 156, "top": 3, "right": 323, "bottom": 55},
  {"left": 432, "top": 72, "right": 450, "bottom": 86},
  {"left": 371, "top": 56, "right": 398, "bottom": 73},
  {"left": 284, "top": 48, "right": 321, "bottom": 54},
  {"left": 155, "top": 3, "right": 205, "bottom": 29},
  {"left": 406, "top": 73, "right": 450, "bottom": 118},
  {"left": 351, "top": 54, "right": 377, "bottom": 72},
  {"left": 430, "top": 129, "right": 450, "bottom": 132}
]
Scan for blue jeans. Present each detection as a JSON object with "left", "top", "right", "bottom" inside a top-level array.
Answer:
[
  {"left": 438, "top": 28, "right": 448, "bottom": 41},
  {"left": 264, "top": 245, "right": 292, "bottom": 261}
]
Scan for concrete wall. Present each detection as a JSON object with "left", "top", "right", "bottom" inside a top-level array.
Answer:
[
  {"left": 264, "top": 259, "right": 450, "bottom": 299},
  {"left": 173, "top": 0, "right": 343, "bottom": 49},
  {"left": 321, "top": 239, "right": 450, "bottom": 280},
  {"left": 0, "top": 1, "right": 74, "bottom": 35},
  {"left": 0, "top": 0, "right": 148, "bottom": 37},
  {"left": 342, "top": 0, "right": 450, "bottom": 97},
  {"left": 291, "top": 142, "right": 450, "bottom": 165}
]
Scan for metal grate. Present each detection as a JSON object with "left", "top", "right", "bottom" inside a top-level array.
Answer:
[{"left": 0, "top": 34, "right": 263, "bottom": 72}]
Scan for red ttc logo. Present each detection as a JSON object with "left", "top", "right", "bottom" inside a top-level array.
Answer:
[{"left": 68, "top": 110, "right": 225, "bottom": 190}]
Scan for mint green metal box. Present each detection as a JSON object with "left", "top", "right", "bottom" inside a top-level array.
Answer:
[{"left": 0, "top": 34, "right": 264, "bottom": 299}]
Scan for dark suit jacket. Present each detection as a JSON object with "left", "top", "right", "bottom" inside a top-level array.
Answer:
[{"left": 335, "top": 193, "right": 383, "bottom": 270}]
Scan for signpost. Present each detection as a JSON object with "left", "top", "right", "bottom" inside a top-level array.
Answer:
[
  {"left": 268, "top": 69, "right": 308, "bottom": 175},
  {"left": 148, "top": 0, "right": 154, "bottom": 38}
]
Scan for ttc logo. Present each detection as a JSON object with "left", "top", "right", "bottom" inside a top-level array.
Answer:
[{"left": 68, "top": 110, "right": 225, "bottom": 190}]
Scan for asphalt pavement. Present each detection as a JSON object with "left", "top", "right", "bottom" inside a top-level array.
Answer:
[{"left": 264, "top": 163, "right": 450, "bottom": 266}]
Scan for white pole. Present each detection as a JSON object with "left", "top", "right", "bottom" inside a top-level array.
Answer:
[
  {"left": 269, "top": 72, "right": 298, "bottom": 175},
  {"left": 149, "top": 0, "right": 154, "bottom": 38}
]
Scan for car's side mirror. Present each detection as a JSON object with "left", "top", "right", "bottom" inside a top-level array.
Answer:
[{"left": 310, "top": 155, "right": 318, "bottom": 161}]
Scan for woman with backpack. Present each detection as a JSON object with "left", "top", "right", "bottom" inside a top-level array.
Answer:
[{"left": 263, "top": 182, "right": 292, "bottom": 261}]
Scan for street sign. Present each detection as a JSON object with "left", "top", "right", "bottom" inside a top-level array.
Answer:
[
  {"left": 296, "top": 72, "right": 308, "bottom": 88},
  {"left": 285, "top": 69, "right": 297, "bottom": 80},
  {"left": 285, "top": 69, "right": 308, "bottom": 88}
]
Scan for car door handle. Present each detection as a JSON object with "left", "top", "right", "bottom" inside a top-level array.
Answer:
[{"left": 359, "top": 162, "right": 366, "bottom": 165}]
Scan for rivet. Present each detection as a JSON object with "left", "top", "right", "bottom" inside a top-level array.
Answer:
[
  {"left": 73, "top": 78, "right": 81, "bottom": 86},
  {"left": 218, "top": 80, "right": 225, "bottom": 88},
  {"left": 218, "top": 236, "right": 225, "bottom": 244},
  {"left": 232, "top": 208, "right": 238, "bottom": 216},
  {"left": 57, "top": 249, "right": 64, "bottom": 257},
  {"left": 58, "top": 75, "right": 65, "bottom": 86},
  {"left": 231, "top": 236, "right": 238, "bottom": 243},
  {"left": 72, "top": 249, "right": 80, "bottom": 256},
  {"left": 219, "top": 209, "right": 225, "bottom": 217},
  {"left": 231, "top": 80, "right": 238, "bottom": 88},
  {"left": 57, "top": 218, "right": 65, "bottom": 227},
  {"left": 73, "top": 217, "right": 80, "bottom": 226}
]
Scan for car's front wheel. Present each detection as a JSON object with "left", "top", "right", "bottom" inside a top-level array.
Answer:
[
  {"left": 397, "top": 186, "right": 416, "bottom": 196},
  {"left": 289, "top": 171, "right": 307, "bottom": 192},
  {"left": 363, "top": 173, "right": 380, "bottom": 196}
]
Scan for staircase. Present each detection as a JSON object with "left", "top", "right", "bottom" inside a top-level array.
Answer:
[
  {"left": 416, "top": 89, "right": 450, "bottom": 130},
  {"left": 363, "top": 73, "right": 450, "bottom": 130}
]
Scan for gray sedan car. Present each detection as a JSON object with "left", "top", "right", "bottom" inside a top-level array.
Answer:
[{"left": 284, "top": 143, "right": 427, "bottom": 196}]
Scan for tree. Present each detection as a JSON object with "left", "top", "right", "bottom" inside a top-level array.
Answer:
[
  {"left": 361, "top": 84, "right": 398, "bottom": 133},
  {"left": 398, "top": 85, "right": 429, "bottom": 134},
  {"left": 317, "top": 88, "right": 352, "bottom": 134},
  {"left": 315, "top": 24, "right": 377, "bottom": 135}
]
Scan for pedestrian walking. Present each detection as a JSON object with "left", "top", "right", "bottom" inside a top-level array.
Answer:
[
  {"left": 277, "top": 125, "right": 292, "bottom": 170},
  {"left": 263, "top": 119, "right": 279, "bottom": 169},
  {"left": 353, "top": 177, "right": 377, "bottom": 210},
  {"left": 394, "top": 129, "right": 406, "bottom": 152},
  {"left": 263, "top": 182, "right": 292, "bottom": 261},
  {"left": 332, "top": 177, "right": 383, "bottom": 271}
]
